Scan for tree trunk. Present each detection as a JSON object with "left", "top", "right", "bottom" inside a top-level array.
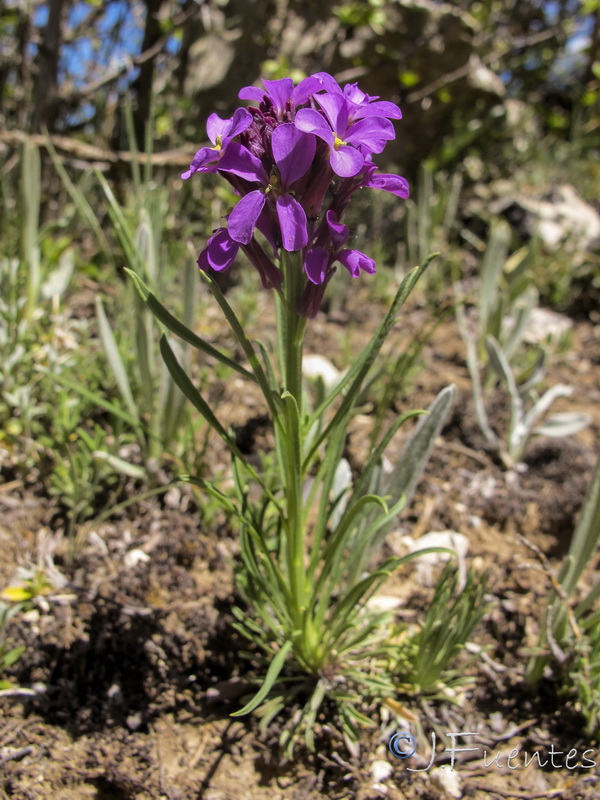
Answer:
[
  {"left": 33, "top": 0, "right": 66, "bottom": 132},
  {"left": 131, "top": 0, "right": 165, "bottom": 148}
]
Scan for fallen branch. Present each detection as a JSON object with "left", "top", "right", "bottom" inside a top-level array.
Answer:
[{"left": 0, "top": 130, "right": 196, "bottom": 169}]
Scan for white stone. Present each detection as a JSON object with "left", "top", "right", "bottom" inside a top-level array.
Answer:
[
  {"left": 491, "top": 184, "right": 600, "bottom": 251},
  {"left": 522, "top": 307, "right": 573, "bottom": 345},
  {"left": 124, "top": 548, "right": 150, "bottom": 568},
  {"left": 371, "top": 759, "right": 394, "bottom": 783},
  {"left": 430, "top": 766, "right": 462, "bottom": 798},
  {"left": 367, "top": 595, "right": 404, "bottom": 612},
  {"left": 302, "top": 354, "right": 342, "bottom": 388},
  {"left": 401, "top": 531, "right": 469, "bottom": 588}
]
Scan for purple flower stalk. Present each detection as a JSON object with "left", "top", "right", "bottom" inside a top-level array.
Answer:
[{"left": 184, "top": 72, "right": 409, "bottom": 316}]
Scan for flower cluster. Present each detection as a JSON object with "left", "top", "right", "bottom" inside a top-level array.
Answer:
[{"left": 184, "top": 73, "right": 409, "bottom": 316}]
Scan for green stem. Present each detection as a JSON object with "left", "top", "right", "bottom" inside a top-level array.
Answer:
[{"left": 276, "top": 252, "right": 308, "bottom": 634}]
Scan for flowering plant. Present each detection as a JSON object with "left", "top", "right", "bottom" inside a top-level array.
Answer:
[{"left": 129, "top": 73, "right": 456, "bottom": 753}]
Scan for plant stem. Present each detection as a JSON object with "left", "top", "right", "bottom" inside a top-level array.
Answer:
[{"left": 276, "top": 252, "right": 309, "bottom": 642}]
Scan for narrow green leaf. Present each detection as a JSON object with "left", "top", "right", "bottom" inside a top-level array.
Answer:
[
  {"left": 562, "top": 453, "right": 600, "bottom": 598},
  {"left": 160, "top": 336, "right": 280, "bottom": 507},
  {"left": 230, "top": 640, "right": 293, "bottom": 716},
  {"left": 3, "top": 646, "right": 25, "bottom": 667},
  {"left": 200, "top": 271, "right": 280, "bottom": 418},
  {"left": 159, "top": 335, "right": 231, "bottom": 441},
  {"left": 125, "top": 269, "right": 256, "bottom": 381},
  {"left": 328, "top": 549, "right": 449, "bottom": 643},
  {"left": 181, "top": 475, "right": 237, "bottom": 514},
  {"left": 95, "top": 170, "right": 141, "bottom": 273}
]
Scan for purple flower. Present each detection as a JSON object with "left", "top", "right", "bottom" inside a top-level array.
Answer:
[
  {"left": 361, "top": 165, "right": 410, "bottom": 198},
  {"left": 227, "top": 123, "right": 315, "bottom": 251},
  {"left": 303, "top": 211, "right": 376, "bottom": 284},
  {"left": 337, "top": 249, "right": 376, "bottom": 277},
  {"left": 182, "top": 108, "right": 252, "bottom": 179},
  {"left": 342, "top": 83, "right": 403, "bottom": 122},
  {"left": 304, "top": 245, "right": 376, "bottom": 285},
  {"left": 198, "top": 227, "right": 282, "bottom": 289},
  {"left": 238, "top": 74, "right": 336, "bottom": 119},
  {"left": 197, "top": 228, "right": 239, "bottom": 272},
  {"left": 295, "top": 92, "right": 394, "bottom": 177},
  {"left": 186, "top": 73, "right": 409, "bottom": 310},
  {"left": 304, "top": 247, "right": 330, "bottom": 285}
]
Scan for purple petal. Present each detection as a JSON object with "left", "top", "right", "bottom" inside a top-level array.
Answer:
[
  {"left": 228, "top": 190, "right": 266, "bottom": 244},
  {"left": 343, "top": 83, "right": 370, "bottom": 104},
  {"left": 362, "top": 172, "right": 410, "bottom": 199},
  {"left": 291, "top": 75, "right": 330, "bottom": 106},
  {"left": 325, "top": 210, "right": 349, "bottom": 249},
  {"left": 337, "top": 249, "right": 376, "bottom": 277},
  {"left": 182, "top": 146, "right": 218, "bottom": 179},
  {"left": 359, "top": 138, "right": 388, "bottom": 155},
  {"left": 217, "top": 141, "right": 268, "bottom": 184},
  {"left": 227, "top": 107, "right": 254, "bottom": 138},
  {"left": 309, "top": 72, "right": 342, "bottom": 94},
  {"left": 351, "top": 99, "right": 402, "bottom": 120},
  {"left": 315, "top": 92, "right": 349, "bottom": 135},
  {"left": 276, "top": 194, "right": 308, "bottom": 251},
  {"left": 295, "top": 109, "right": 335, "bottom": 146},
  {"left": 205, "top": 113, "right": 231, "bottom": 145},
  {"left": 329, "top": 145, "right": 364, "bottom": 178},
  {"left": 197, "top": 228, "right": 239, "bottom": 272},
  {"left": 346, "top": 116, "right": 395, "bottom": 151},
  {"left": 271, "top": 123, "right": 316, "bottom": 189},
  {"left": 238, "top": 86, "right": 266, "bottom": 103},
  {"left": 304, "top": 247, "right": 330, "bottom": 284},
  {"left": 262, "top": 78, "right": 294, "bottom": 113}
]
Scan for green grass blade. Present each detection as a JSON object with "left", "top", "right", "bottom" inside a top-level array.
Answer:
[
  {"left": 95, "top": 170, "right": 141, "bottom": 273},
  {"left": 305, "top": 255, "right": 437, "bottom": 468},
  {"left": 45, "top": 134, "right": 115, "bottom": 267},
  {"left": 39, "top": 368, "right": 142, "bottom": 431},
  {"left": 95, "top": 295, "right": 140, "bottom": 423}
]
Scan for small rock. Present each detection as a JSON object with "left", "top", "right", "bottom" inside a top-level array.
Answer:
[
  {"left": 491, "top": 184, "right": 600, "bottom": 251},
  {"left": 371, "top": 759, "right": 394, "bottom": 783},
  {"left": 430, "top": 766, "right": 462, "bottom": 798},
  {"left": 126, "top": 712, "right": 144, "bottom": 731},
  {"left": 367, "top": 595, "right": 403, "bottom": 612},
  {"left": 124, "top": 548, "right": 150, "bottom": 568},
  {"left": 400, "top": 531, "right": 469, "bottom": 588},
  {"left": 303, "top": 354, "right": 342, "bottom": 388},
  {"left": 522, "top": 307, "right": 573, "bottom": 346}
]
